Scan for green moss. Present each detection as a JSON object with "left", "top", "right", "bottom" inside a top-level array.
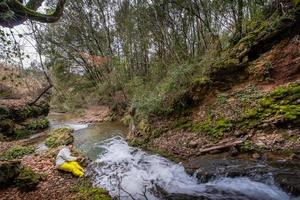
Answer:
[
  {"left": 223, "top": 58, "right": 240, "bottom": 67},
  {"left": 0, "top": 117, "right": 48, "bottom": 138},
  {"left": 14, "top": 104, "right": 49, "bottom": 121},
  {"left": 16, "top": 167, "right": 41, "bottom": 192},
  {"left": 121, "top": 114, "right": 131, "bottom": 126},
  {"left": 45, "top": 128, "right": 74, "bottom": 148},
  {"left": 260, "top": 98, "right": 273, "bottom": 107},
  {"left": 70, "top": 179, "right": 111, "bottom": 200},
  {"left": 239, "top": 83, "right": 300, "bottom": 128},
  {"left": 1, "top": 145, "right": 35, "bottom": 160},
  {"left": 170, "top": 117, "right": 191, "bottom": 130},
  {"left": 0, "top": 119, "right": 14, "bottom": 133},
  {"left": 24, "top": 117, "right": 49, "bottom": 131},
  {"left": 217, "top": 93, "right": 229, "bottom": 104},
  {"left": 293, "top": 0, "right": 300, "bottom": 6},
  {"left": 138, "top": 119, "right": 151, "bottom": 134},
  {"left": 191, "top": 118, "right": 232, "bottom": 138},
  {"left": 13, "top": 128, "right": 31, "bottom": 138},
  {"left": 128, "top": 137, "right": 149, "bottom": 147},
  {"left": 240, "top": 140, "right": 254, "bottom": 152},
  {"left": 192, "top": 76, "right": 211, "bottom": 85}
]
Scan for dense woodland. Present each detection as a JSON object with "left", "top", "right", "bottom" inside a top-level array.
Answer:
[{"left": 2, "top": 0, "right": 295, "bottom": 116}]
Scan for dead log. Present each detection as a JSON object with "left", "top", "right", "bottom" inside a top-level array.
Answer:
[{"left": 198, "top": 139, "right": 244, "bottom": 154}]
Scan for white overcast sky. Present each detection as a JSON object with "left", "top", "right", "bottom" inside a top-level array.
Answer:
[
  {"left": 2, "top": 1, "right": 48, "bottom": 68},
  {"left": 5, "top": 24, "right": 40, "bottom": 68}
]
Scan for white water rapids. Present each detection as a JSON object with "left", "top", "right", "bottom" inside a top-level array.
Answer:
[{"left": 88, "top": 136, "right": 297, "bottom": 200}]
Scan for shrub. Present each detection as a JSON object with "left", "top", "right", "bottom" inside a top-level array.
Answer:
[
  {"left": 16, "top": 167, "right": 41, "bottom": 192},
  {"left": 24, "top": 117, "right": 49, "bottom": 130},
  {"left": 1, "top": 145, "right": 35, "bottom": 160}
]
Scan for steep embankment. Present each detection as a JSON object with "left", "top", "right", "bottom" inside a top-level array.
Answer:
[
  {"left": 0, "top": 66, "right": 51, "bottom": 140},
  {"left": 128, "top": 5, "right": 300, "bottom": 160}
]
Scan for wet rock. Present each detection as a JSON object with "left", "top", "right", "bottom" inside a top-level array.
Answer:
[
  {"left": 165, "top": 193, "right": 207, "bottom": 200},
  {"left": 164, "top": 185, "right": 259, "bottom": 200},
  {"left": 186, "top": 159, "right": 272, "bottom": 183},
  {"left": 186, "top": 158, "right": 300, "bottom": 196},
  {"left": 0, "top": 160, "right": 21, "bottom": 188},
  {"left": 274, "top": 171, "right": 300, "bottom": 196},
  {"left": 269, "top": 160, "right": 300, "bottom": 196},
  {"left": 229, "top": 147, "right": 239, "bottom": 157}
]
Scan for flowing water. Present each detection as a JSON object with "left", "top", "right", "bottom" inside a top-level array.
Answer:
[{"left": 48, "top": 115, "right": 299, "bottom": 200}]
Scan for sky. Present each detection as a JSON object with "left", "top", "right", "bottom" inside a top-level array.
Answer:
[
  {"left": 2, "top": 0, "right": 47, "bottom": 68},
  {"left": 4, "top": 24, "right": 40, "bottom": 68}
]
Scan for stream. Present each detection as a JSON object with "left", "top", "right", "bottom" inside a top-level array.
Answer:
[{"left": 48, "top": 114, "right": 300, "bottom": 200}]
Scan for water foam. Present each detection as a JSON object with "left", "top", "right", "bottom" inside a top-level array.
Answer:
[{"left": 89, "top": 136, "right": 294, "bottom": 200}]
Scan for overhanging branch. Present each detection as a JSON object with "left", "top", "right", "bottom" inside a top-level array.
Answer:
[{"left": 0, "top": 0, "right": 67, "bottom": 27}]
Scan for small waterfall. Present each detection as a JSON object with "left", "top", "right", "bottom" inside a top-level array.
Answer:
[{"left": 89, "top": 136, "right": 294, "bottom": 200}]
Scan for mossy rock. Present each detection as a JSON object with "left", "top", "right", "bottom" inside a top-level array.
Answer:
[
  {"left": 22, "top": 117, "right": 49, "bottom": 131},
  {"left": 70, "top": 179, "right": 111, "bottom": 200},
  {"left": 1, "top": 117, "right": 49, "bottom": 138},
  {"left": 0, "top": 106, "right": 10, "bottom": 120},
  {"left": 0, "top": 160, "right": 21, "bottom": 188},
  {"left": 0, "top": 119, "right": 15, "bottom": 133},
  {"left": 45, "top": 128, "right": 74, "bottom": 148},
  {"left": 12, "top": 104, "right": 50, "bottom": 121},
  {"left": 1, "top": 145, "right": 35, "bottom": 160},
  {"left": 15, "top": 167, "right": 41, "bottom": 192},
  {"left": 12, "top": 128, "right": 31, "bottom": 139}
]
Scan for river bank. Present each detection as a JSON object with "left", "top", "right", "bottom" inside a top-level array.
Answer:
[
  {"left": 0, "top": 117, "right": 112, "bottom": 200},
  {"left": 1, "top": 111, "right": 300, "bottom": 200}
]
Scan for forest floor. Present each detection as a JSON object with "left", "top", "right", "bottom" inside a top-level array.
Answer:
[
  {"left": 0, "top": 153, "right": 80, "bottom": 200},
  {"left": 0, "top": 66, "right": 111, "bottom": 199}
]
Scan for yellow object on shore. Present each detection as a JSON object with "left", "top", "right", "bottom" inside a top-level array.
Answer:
[{"left": 58, "top": 161, "right": 85, "bottom": 177}]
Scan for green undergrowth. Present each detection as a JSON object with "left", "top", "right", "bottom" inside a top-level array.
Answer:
[
  {"left": 1, "top": 145, "right": 35, "bottom": 160},
  {"left": 169, "top": 83, "right": 299, "bottom": 140},
  {"left": 192, "top": 118, "right": 233, "bottom": 138},
  {"left": 16, "top": 167, "right": 42, "bottom": 192},
  {"left": 12, "top": 104, "right": 49, "bottom": 121},
  {"left": 131, "top": 6, "right": 300, "bottom": 120},
  {"left": 0, "top": 117, "right": 49, "bottom": 139},
  {"left": 69, "top": 179, "right": 111, "bottom": 200},
  {"left": 239, "top": 83, "right": 300, "bottom": 128},
  {"left": 130, "top": 62, "right": 197, "bottom": 118},
  {"left": 23, "top": 118, "right": 49, "bottom": 131},
  {"left": 45, "top": 128, "right": 74, "bottom": 148},
  {"left": 240, "top": 140, "right": 254, "bottom": 152},
  {"left": 171, "top": 117, "right": 232, "bottom": 139}
]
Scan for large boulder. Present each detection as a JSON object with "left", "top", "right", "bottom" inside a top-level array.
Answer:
[
  {"left": 45, "top": 128, "right": 74, "bottom": 148},
  {"left": 0, "top": 102, "right": 50, "bottom": 139},
  {"left": 0, "top": 160, "right": 21, "bottom": 188},
  {"left": 15, "top": 167, "right": 42, "bottom": 192}
]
